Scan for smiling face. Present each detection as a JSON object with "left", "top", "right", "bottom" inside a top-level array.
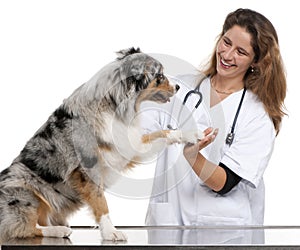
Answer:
[{"left": 216, "top": 25, "right": 255, "bottom": 81}]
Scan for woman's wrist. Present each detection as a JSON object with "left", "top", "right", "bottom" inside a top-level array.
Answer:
[{"left": 185, "top": 150, "right": 226, "bottom": 192}]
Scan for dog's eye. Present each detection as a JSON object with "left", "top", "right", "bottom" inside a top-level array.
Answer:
[{"left": 156, "top": 74, "right": 165, "bottom": 85}]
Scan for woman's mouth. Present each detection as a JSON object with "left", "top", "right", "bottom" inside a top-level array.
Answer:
[{"left": 220, "top": 58, "right": 236, "bottom": 69}]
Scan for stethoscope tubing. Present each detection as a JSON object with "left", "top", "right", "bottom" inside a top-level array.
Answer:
[{"left": 167, "top": 85, "right": 203, "bottom": 130}]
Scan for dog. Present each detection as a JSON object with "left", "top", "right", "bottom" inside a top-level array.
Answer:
[{"left": 0, "top": 47, "right": 203, "bottom": 243}]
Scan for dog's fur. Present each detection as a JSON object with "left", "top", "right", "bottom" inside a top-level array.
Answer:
[{"left": 0, "top": 48, "right": 203, "bottom": 242}]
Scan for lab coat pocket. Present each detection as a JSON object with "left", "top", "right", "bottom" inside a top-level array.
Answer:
[
  {"left": 196, "top": 214, "right": 248, "bottom": 226},
  {"left": 146, "top": 202, "right": 179, "bottom": 226}
]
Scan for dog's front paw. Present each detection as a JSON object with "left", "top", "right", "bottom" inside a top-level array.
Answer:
[
  {"left": 102, "top": 229, "right": 128, "bottom": 241},
  {"left": 99, "top": 214, "right": 127, "bottom": 242},
  {"left": 181, "top": 130, "right": 205, "bottom": 144},
  {"left": 166, "top": 130, "right": 183, "bottom": 144}
]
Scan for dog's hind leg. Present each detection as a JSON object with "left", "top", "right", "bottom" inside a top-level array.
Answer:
[
  {"left": 34, "top": 193, "right": 72, "bottom": 238},
  {"left": 34, "top": 200, "right": 72, "bottom": 239},
  {"left": 0, "top": 187, "right": 41, "bottom": 241},
  {"left": 34, "top": 225, "right": 72, "bottom": 238},
  {"left": 0, "top": 187, "right": 72, "bottom": 241}
]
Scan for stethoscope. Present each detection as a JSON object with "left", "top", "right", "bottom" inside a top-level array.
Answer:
[
  {"left": 225, "top": 87, "right": 246, "bottom": 146},
  {"left": 167, "top": 82, "right": 247, "bottom": 146},
  {"left": 167, "top": 85, "right": 203, "bottom": 131}
]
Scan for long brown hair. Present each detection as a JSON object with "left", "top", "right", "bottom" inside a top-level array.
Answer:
[{"left": 203, "top": 8, "right": 287, "bottom": 135}]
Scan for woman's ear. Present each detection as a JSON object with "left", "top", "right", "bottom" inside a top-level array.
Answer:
[{"left": 250, "top": 62, "right": 258, "bottom": 73}]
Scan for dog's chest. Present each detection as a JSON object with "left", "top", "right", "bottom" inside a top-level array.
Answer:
[{"left": 98, "top": 115, "right": 146, "bottom": 171}]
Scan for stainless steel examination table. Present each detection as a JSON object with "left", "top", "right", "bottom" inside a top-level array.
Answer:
[{"left": 2, "top": 225, "right": 300, "bottom": 249}]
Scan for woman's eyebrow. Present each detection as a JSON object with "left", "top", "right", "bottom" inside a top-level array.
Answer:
[{"left": 223, "top": 36, "right": 231, "bottom": 44}]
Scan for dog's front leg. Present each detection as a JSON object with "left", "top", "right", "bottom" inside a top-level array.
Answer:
[
  {"left": 96, "top": 192, "right": 127, "bottom": 242},
  {"left": 83, "top": 183, "right": 127, "bottom": 241},
  {"left": 142, "top": 129, "right": 204, "bottom": 145},
  {"left": 99, "top": 213, "right": 127, "bottom": 242},
  {"left": 142, "top": 130, "right": 182, "bottom": 144},
  {"left": 72, "top": 169, "right": 127, "bottom": 241}
]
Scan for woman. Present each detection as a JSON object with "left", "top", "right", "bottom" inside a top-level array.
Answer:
[{"left": 143, "top": 8, "right": 286, "bottom": 233}]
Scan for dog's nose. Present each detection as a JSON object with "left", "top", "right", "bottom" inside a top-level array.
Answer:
[{"left": 175, "top": 84, "right": 180, "bottom": 91}]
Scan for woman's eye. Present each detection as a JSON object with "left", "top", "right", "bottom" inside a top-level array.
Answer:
[
  {"left": 223, "top": 38, "right": 230, "bottom": 46},
  {"left": 237, "top": 49, "right": 247, "bottom": 56}
]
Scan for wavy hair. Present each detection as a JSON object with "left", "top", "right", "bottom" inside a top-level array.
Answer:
[{"left": 203, "top": 8, "right": 287, "bottom": 135}]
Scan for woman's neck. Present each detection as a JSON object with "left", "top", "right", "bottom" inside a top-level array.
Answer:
[
  {"left": 211, "top": 75, "right": 244, "bottom": 95},
  {"left": 210, "top": 75, "right": 245, "bottom": 107}
]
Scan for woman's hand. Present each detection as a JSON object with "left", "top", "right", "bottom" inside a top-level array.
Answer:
[
  {"left": 183, "top": 128, "right": 225, "bottom": 191},
  {"left": 183, "top": 127, "right": 218, "bottom": 163}
]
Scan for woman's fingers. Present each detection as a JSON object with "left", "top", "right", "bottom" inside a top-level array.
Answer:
[
  {"left": 197, "top": 128, "right": 218, "bottom": 149},
  {"left": 203, "top": 127, "right": 214, "bottom": 136},
  {"left": 184, "top": 128, "right": 218, "bottom": 154}
]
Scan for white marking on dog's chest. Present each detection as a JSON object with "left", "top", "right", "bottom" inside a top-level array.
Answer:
[{"left": 99, "top": 113, "right": 143, "bottom": 169}]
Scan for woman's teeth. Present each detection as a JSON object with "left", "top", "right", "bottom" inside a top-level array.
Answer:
[{"left": 221, "top": 59, "right": 232, "bottom": 67}]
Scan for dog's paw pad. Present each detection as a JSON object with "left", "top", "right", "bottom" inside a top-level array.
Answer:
[{"left": 102, "top": 230, "right": 128, "bottom": 241}]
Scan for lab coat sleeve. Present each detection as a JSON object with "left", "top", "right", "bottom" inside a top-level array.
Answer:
[{"left": 220, "top": 107, "right": 276, "bottom": 188}]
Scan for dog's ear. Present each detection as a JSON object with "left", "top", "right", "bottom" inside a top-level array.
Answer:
[{"left": 116, "top": 47, "right": 141, "bottom": 60}]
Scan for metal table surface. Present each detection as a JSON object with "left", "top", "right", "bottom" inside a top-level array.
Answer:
[{"left": 2, "top": 225, "right": 300, "bottom": 249}]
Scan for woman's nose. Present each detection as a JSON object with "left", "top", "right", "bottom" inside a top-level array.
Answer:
[{"left": 223, "top": 48, "right": 234, "bottom": 60}]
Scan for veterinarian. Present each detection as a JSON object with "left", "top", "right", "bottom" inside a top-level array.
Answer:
[{"left": 142, "top": 8, "right": 286, "bottom": 242}]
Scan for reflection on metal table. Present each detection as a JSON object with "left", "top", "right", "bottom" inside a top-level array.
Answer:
[{"left": 2, "top": 225, "right": 300, "bottom": 249}]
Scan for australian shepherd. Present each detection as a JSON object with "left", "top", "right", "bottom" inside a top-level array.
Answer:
[{"left": 0, "top": 48, "right": 203, "bottom": 242}]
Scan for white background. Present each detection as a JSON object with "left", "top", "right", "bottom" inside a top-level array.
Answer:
[{"left": 0, "top": 0, "right": 299, "bottom": 226}]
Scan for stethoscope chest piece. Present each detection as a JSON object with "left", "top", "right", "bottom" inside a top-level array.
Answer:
[
  {"left": 225, "top": 87, "right": 247, "bottom": 146},
  {"left": 225, "top": 132, "right": 235, "bottom": 146}
]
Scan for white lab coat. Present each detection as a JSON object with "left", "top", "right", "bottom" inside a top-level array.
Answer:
[{"left": 141, "top": 75, "right": 275, "bottom": 228}]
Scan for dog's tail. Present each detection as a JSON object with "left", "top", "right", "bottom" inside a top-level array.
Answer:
[{"left": 116, "top": 47, "right": 141, "bottom": 60}]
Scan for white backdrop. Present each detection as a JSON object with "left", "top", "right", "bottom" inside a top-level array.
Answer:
[{"left": 0, "top": 0, "right": 299, "bottom": 226}]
